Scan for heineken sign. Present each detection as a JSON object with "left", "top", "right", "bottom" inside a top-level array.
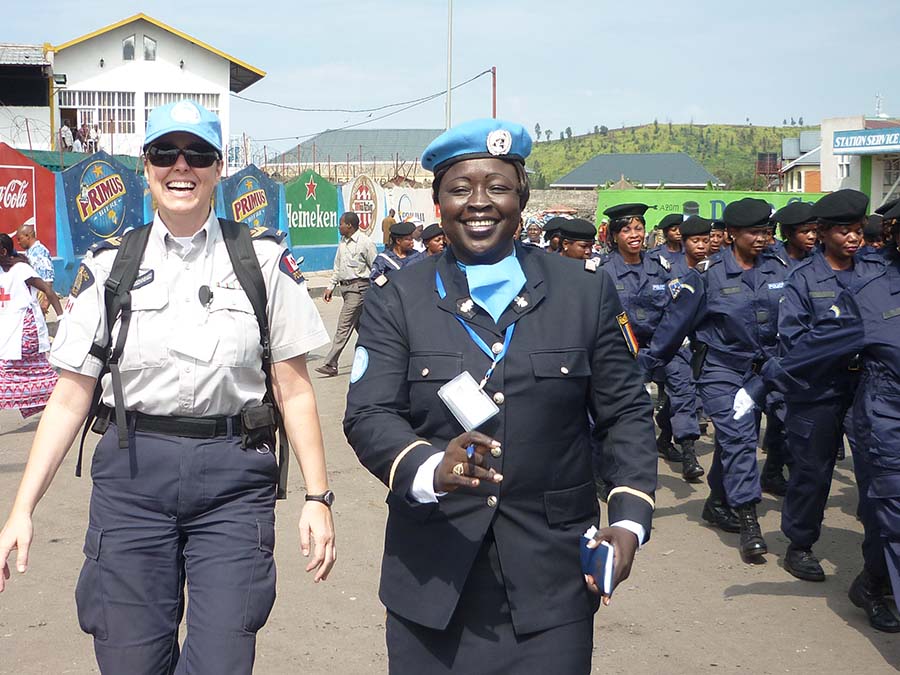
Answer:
[{"left": 285, "top": 169, "right": 339, "bottom": 245}]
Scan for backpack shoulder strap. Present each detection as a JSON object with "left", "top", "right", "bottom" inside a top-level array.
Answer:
[
  {"left": 78, "top": 225, "right": 153, "bottom": 474},
  {"left": 219, "top": 219, "right": 290, "bottom": 499}
]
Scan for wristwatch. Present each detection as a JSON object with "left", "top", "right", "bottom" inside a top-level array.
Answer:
[{"left": 305, "top": 490, "right": 335, "bottom": 507}]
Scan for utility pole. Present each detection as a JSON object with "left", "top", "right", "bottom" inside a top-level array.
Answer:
[{"left": 445, "top": 0, "right": 453, "bottom": 129}]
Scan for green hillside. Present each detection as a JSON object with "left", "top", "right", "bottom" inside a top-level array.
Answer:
[{"left": 528, "top": 123, "right": 819, "bottom": 191}]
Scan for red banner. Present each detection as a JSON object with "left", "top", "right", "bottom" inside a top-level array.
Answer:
[{"left": 0, "top": 143, "right": 58, "bottom": 255}]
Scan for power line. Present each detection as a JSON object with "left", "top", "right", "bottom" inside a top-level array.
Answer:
[{"left": 231, "top": 69, "right": 491, "bottom": 114}]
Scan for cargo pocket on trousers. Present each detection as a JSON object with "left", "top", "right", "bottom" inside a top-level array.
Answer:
[
  {"left": 74, "top": 526, "right": 108, "bottom": 640},
  {"left": 243, "top": 520, "right": 277, "bottom": 633}
]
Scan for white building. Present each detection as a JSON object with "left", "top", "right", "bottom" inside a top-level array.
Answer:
[
  {"left": 49, "top": 13, "right": 264, "bottom": 157},
  {"left": 820, "top": 115, "right": 900, "bottom": 208}
]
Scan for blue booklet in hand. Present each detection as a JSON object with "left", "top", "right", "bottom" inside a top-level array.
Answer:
[{"left": 580, "top": 526, "right": 615, "bottom": 596}]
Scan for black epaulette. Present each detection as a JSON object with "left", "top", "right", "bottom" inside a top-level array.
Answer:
[
  {"left": 245, "top": 223, "right": 287, "bottom": 244},
  {"left": 695, "top": 258, "right": 717, "bottom": 274},
  {"left": 89, "top": 235, "right": 125, "bottom": 253},
  {"left": 584, "top": 258, "right": 601, "bottom": 273},
  {"left": 657, "top": 254, "right": 671, "bottom": 271}
]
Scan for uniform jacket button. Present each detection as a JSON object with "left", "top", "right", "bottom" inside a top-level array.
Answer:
[
  {"left": 492, "top": 391, "right": 505, "bottom": 405},
  {"left": 490, "top": 446, "right": 502, "bottom": 458},
  {"left": 560, "top": 365, "right": 569, "bottom": 375},
  {"left": 491, "top": 342, "right": 504, "bottom": 355},
  {"left": 487, "top": 495, "right": 498, "bottom": 507},
  {"left": 421, "top": 368, "right": 430, "bottom": 377}
]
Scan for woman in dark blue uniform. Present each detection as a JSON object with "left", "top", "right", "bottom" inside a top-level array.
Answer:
[
  {"left": 371, "top": 220, "right": 423, "bottom": 281},
  {"left": 736, "top": 198, "right": 900, "bottom": 632},
  {"left": 343, "top": 119, "right": 657, "bottom": 673}
]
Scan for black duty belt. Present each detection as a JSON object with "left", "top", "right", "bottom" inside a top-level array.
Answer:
[
  {"left": 340, "top": 278, "right": 370, "bottom": 285},
  {"left": 97, "top": 404, "right": 242, "bottom": 439}
]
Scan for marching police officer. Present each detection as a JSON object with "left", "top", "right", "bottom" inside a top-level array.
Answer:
[
  {"left": 0, "top": 100, "right": 337, "bottom": 672},
  {"left": 709, "top": 219, "right": 727, "bottom": 256},
  {"left": 774, "top": 201, "right": 818, "bottom": 267},
  {"left": 370, "top": 220, "right": 423, "bottom": 281},
  {"left": 344, "top": 119, "right": 657, "bottom": 673},
  {"left": 648, "top": 213, "right": 685, "bottom": 262},
  {"left": 558, "top": 218, "right": 599, "bottom": 260},
  {"left": 421, "top": 223, "right": 445, "bottom": 257}
]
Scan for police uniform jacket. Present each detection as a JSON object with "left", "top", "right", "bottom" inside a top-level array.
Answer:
[
  {"left": 693, "top": 245, "right": 788, "bottom": 370},
  {"left": 369, "top": 248, "right": 424, "bottom": 282},
  {"left": 600, "top": 250, "right": 672, "bottom": 347},
  {"left": 344, "top": 242, "right": 657, "bottom": 634}
]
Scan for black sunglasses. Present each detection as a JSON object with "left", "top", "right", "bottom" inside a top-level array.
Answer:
[{"left": 145, "top": 144, "right": 220, "bottom": 168}]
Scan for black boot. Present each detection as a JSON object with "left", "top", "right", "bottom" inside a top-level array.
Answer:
[
  {"left": 680, "top": 439, "right": 704, "bottom": 481},
  {"left": 736, "top": 503, "right": 767, "bottom": 562},
  {"left": 701, "top": 497, "right": 740, "bottom": 533},
  {"left": 760, "top": 461, "right": 788, "bottom": 497},
  {"left": 784, "top": 544, "right": 825, "bottom": 582},
  {"left": 849, "top": 571, "right": 900, "bottom": 633},
  {"left": 656, "top": 431, "right": 682, "bottom": 462}
]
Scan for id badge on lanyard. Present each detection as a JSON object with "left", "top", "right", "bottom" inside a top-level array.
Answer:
[{"left": 433, "top": 270, "right": 515, "bottom": 432}]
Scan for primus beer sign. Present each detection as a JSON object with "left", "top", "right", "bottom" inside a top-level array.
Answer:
[
  {"left": 218, "top": 165, "right": 282, "bottom": 231},
  {"left": 75, "top": 162, "right": 127, "bottom": 234},
  {"left": 232, "top": 176, "right": 269, "bottom": 225},
  {"left": 284, "top": 169, "right": 339, "bottom": 246}
]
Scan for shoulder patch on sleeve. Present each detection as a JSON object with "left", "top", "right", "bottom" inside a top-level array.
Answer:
[
  {"left": 374, "top": 273, "right": 389, "bottom": 287},
  {"left": 278, "top": 249, "right": 305, "bottom": 284},
  {"left": 584, "top": 257, "right": 600, "bottom": 273},
  {"left": 667, "top": 277, "right": 683, "bottom": 299},
  {"left": 616, "top": 311, "right": 639, "bottom": 358},
  {"left": 248, "top": 224, "right": 287, "bottom": 244},
  {"left": 349, "top": 346, "right": 369, "bottom": 384},
  {"left": 69, "top": 262, "right": 95, "bottom": 298}
]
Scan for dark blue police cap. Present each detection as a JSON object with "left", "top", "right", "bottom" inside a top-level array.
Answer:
[
  {"left": 883, "top": 200, "right": 900, "bottom": 222},
  {"left": 558, "top": 218, "right": 597, "bottom": 242},
  {"left": 874, "top": 198, "right": 899, "bottom": 216},
  {"left": 711, "top": 219, "right": 726, "bottom": 231},
  {"left": 811, "top": 189, "right": 869, "bottom": 224},
  {"left": 421, "top": 223, "right": 443, "bottom": 241},
  {"left": 389, "top": 221, "right": 416, "bottom": 237},
  {"left": 679, "top": 215, "right": 712, "bottom": 238},
  {"left": 543, "top": 216, "right": 569, "bottom": 235},
  {"left": 656, "top": 213, "right": 684, "bottom": 231},
  {"left": 723, "top": 198, "right": 772, "bottom": 228},
  {"left": 603, "top": 203, "right": 651, "bottom": 221},
  {"left": 865, "top": 215, "right": 884, "bottom": 238},
  {"left": 773, "top": 201, "right": 815, "bottom": 227},
  {"left": 422, "top": 119, "right": 532, "bottom": 172}
]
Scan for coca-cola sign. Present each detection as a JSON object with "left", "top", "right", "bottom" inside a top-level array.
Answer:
[{"left": 0, "top": 167, "right": 36, "bottom": 229}]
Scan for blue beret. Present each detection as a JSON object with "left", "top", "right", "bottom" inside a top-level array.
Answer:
[
  {"left": 812, "top": 189, "right": 869, "bottom": 224},
  {"left": 656, "top": 213, "right": 684, "bottom": 230},
  {"left": 723, "top": 198, "right": 772, "bottom": 228},
  {"left": 422, "top": 119, "right": 532, "bottom": 172},
  {"left": 558, "top": 218, "right": 597, "bottom": 242},
  {"left": 421, "top": 223, "right": 443, "bottom": 241},
  {"left": 389, "top": 221, "right": 416, "bottom": 237},
  {"left": 144, "top": 99, "right": 222, "bottom": 152}
]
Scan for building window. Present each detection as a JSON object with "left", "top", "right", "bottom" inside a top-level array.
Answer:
[
  {"left": 143, "top": 36, "right": 157, "bottom": 61},
  {"left": 144, "top": 92, "right": 220, "bottom": 129},
  {"left": 122, "top": 35, "right": 135, "bottom": 61},
  {"left": 884, "top": 155, "right": 900, "bottom": 202},
  {"left": 58, "top": 90, "right": 136, "bottom": 134},
  {"left": 837, "top": 154, "right": 851, "bottom": 180}
]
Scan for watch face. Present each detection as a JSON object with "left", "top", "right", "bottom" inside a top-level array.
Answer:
[{"left": 323, "top": 490, "right": 335, "bottom": 506}]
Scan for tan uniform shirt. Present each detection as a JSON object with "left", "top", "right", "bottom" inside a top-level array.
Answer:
[
  {"left": 327, "top": 230, "right": 377, "bottom": 290},
  {"left": 50, "top": 211, "right": 329, "bottom": 417}
]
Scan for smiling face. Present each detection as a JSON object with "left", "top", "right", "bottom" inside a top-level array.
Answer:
[
  {"left": 437, "top": 158, "right": 523, "bottom": 264},
  {"left": 614, "top": 219, "right": 646, "bottom": 257},
  {"left": 144, "top": 132, "right": 222, "bottom": 231}
]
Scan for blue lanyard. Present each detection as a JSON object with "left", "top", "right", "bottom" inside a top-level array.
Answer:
[{"left": 436, "top": 270, "right": 515, "bottom": 388}]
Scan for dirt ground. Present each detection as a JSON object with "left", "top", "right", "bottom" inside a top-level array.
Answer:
[{"left": 1, "top": 296, "right": 899, "bottom": 674}]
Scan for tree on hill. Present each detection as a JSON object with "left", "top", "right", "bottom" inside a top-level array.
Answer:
[
  {"left": 565, "top": 126, "right": 572, "bottom": 139},
  {"left": 593, "top": 125, "right": 600, "bottom": 134},
  {"left": 600, "top": 125, "right": 608, "bottom": 136},
  {"left": 534, "top": 122, "right": 541, "bottom": 141},
  {"left": 545, "top": 129, "right": 552, "bottom": 142},
  {"left": 798, "top": 116, "right": 804, "bottom": 125},
  {"left": 783, "top": 119, "right": 787, "bottom": 125},
  {"left": 559, "top": 131, "right": 564, "bottom": 141}
]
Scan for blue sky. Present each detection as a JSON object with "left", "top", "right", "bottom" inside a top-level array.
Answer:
[{"left": 8, "top": 0, "right": 898, "bottom": 154}]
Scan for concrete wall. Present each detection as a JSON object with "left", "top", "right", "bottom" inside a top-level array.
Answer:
[
  {"left": 52, "top": 18, "right": 231, "bottom": 157},
  {"left": 820, "top": 116, "right": 864, "bottom": 192},
  {"left": 524, "top": 189, "right": 599, "bottom": 219}
]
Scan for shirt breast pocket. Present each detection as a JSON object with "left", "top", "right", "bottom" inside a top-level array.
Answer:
[
  {"left": 208, "top": 288, "right": 260, "bottom": 366},
  {"left": 530, "top": 348, "right": 591, "bottom": 379},
  {"left": 119, "top": 284, "right": 169, "bottom": 371},
  {"left": 407, "top": 352, "right": 462, "bottom": 383}
]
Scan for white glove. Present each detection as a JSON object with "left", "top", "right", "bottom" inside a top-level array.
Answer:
[{"left": 732, "top": 388, "right": 757, "bottom": 421}]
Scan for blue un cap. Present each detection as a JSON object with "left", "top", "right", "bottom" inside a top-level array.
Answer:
[
  {"left": 144, "top": 99, "right": 223, "bottom": 153},
  {"left": 422, "top": 119, "right": 532, "bottom": 172}
]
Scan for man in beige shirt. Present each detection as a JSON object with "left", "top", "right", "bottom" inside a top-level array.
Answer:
[
  {"left": 316, "top": 212, "right": 377, "bottom": 376},
  {"left": 381, "top": 208, "right": 397, "bottom": 246}
]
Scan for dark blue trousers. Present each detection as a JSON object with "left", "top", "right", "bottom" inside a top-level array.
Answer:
[
  {"left": 657, "top": 347, "right": 701, "bottom": 443},
  {"left": 75, "top": 427, "right": 278, "bottom": 674},
  {"left": 698, "top": 362, "right": 762, "bottom": 506}
]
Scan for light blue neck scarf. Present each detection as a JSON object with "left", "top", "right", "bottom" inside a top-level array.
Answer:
[{"left": 458, "top": 250, "right": 526, "bottom": 323}]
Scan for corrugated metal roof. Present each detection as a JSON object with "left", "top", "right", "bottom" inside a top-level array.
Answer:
[
  {"left": 551, "top": 152, "right": 721, "bottom": 188},
  {"left": 0, "top": 44, "right": 49, "bottom": 66},
  {"left": 799, "top": 130, "right": 820, "bottom": 153},
  {"left": 273, "top": 128, "right": 444, "bottom": 164},
  {"left": 15, "top": 147, "right": 143, "bottom": 173},
  {"left": 780, "top": 146, "right": 820, "bottom": 172}
]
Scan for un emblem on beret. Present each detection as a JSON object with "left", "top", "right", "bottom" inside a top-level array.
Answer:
[{"left": 486, "top": 129, "right": 512, "bottom": 156}]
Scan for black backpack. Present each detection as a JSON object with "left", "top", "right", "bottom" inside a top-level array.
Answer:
[{"left": 78, "top": 218, "right": 290, "bottom": 499}]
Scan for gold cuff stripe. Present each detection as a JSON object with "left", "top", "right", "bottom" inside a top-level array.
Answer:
[
  {"left": 388, "top": 440, "right": 432, "bottom": 490},
  {"left": 608, "top": 486, "right": 655, "bottom": 509}
]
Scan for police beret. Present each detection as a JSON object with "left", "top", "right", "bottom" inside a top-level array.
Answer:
[
  {"left": 603, "top": 203, "right": 650, "bottom": 221},
  {"left": 723, "top": 198, "right": 772, "bottom": 228},
  {"left": 558, "top": 218, "right": 597, "bottom": 242},
  {"left": 864, "top": 214, "right": 884, "bottom": 238},
  {"left": 422, "top": 119, "right": 532, "bottom": 172},
  {"left": 389, "top": 221, "right": 416, "bottom": 237},
  {"left": 679, "top": 215, "right": 712, "bottom": 238},
  {"left": 421, "top": 223, "right": 443, "bottom": 241},
  {"left": 543, "top": 216, "right": 568, "bottom": 234},
  {"left": 874, "top": 198, "right": 899, "bottom": 216},
  {"left": 811, "top": 189, "right": 869, "bottom": 224},
  {"left": 656, "top": 213, "right": 684, "bottom": 231},
  {"left": 710, "top": 219, "right": 726, "bottom": 231},
  {"left": 883, "top": 200, "right": 900, "bottom": 222},
  {"left": 773, "top": 201, "right": 815, "bottom": 227}
]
